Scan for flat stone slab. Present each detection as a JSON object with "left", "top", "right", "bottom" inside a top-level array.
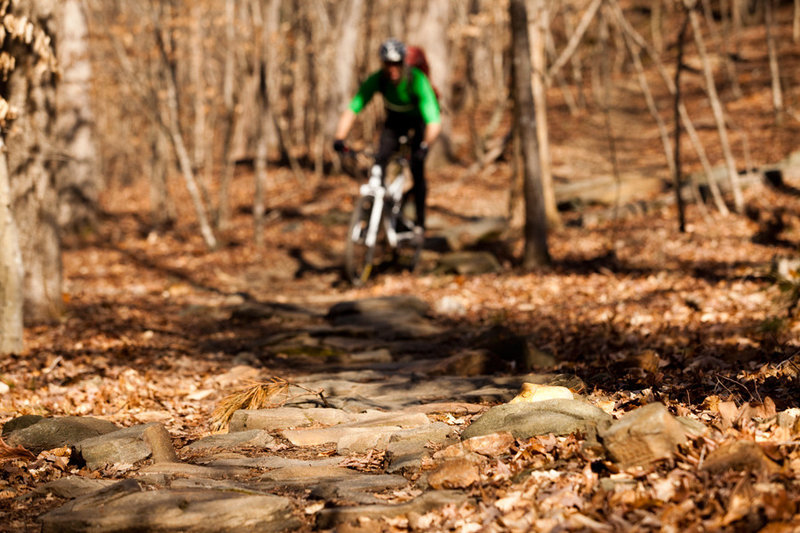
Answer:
[
  {"left": 31, "top": 477, "right": 117, "bottom": 500},
  {"left": 461, "top": 399, "right": 611, "bottom": 440},
  {"left": 3, "top": 416, "right": 119, "bottom": 454},
  {"left": 309, "top": 474, "right": 410, "bottom": 505},
  {"left": 386, "top": 422, "right": 457, "bottom": 471},
  {"left": 39, "top": 479, "right": 299, "bottom": 532},
  {"left": 229, "top": 407, "right": 354, "bottom": 432},
  {"left": 281, "top": 411, "right": 431, "bottom": 448},
  {"left": 325, "top": 296, "right": 444, "bottom": 339},
  {"left": 185, "top": 429, "right": 275, "bottom": 450},
  {"left": 258, "top": 465, "right": 408, "bottom": 504},
  {"left": 315, "top": 490, "right": 470, "bottom": 529},
  {"left": 138, "top": 462, "right": 250, "bottom": 481},
  {"left": 201, "top": 455, "right": 341, "bottom": 470}
]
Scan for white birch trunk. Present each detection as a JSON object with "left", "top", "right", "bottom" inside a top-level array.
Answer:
[
  {"left": 690, "top": 9, "right": 744, "bottom": 213},
  {"left": 0, "top": 137, "right": 24, "bottom": 354},
  {"left": 765, "top": 0, "right": 784, "bottom": 119},
  {"left": 55, "top": 0, "right": 98, "bottom": 232},
  {"left": 529, "top": 0, "right": 559, "bottom": 227}
]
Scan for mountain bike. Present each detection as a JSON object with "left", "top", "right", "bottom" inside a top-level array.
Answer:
[{"left": 341, "top": 137, "right": 423, "bottom": 286}]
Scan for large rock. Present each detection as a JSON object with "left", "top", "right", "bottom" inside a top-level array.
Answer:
[
  {"left": 3, "top": 416, "right": 119, "bottom": 454},
  {"left": 39, "top": 479, "right": 299, "bottom": 533},
  {"left": 598, "top": 403, "right": 701, "bottom": 468},
  {"left": 315, "top": 490, "right": 470, "bottom": 529},
  {"left": 461, "top": 399, "right": 611, "bottom": 440},
  {"left": 229, "top": 407, "right": 353, "bottom": 432},
  {"left": 75, "top": 422, "right": 177, "bottom": 469},
  {"left": 326, "top": 296, "right": 443, "bottom": 339},
  {"left": 436, "top": 217, "right": 507, "bottom": 252},
  {"left": 259, "top": 465, "right": 408, "bottom": 504},
  {"left": 434, "top": 251, "right": 502, "bottom": 275}
]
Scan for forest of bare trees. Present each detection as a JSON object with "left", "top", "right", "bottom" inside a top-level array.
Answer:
[{"left": 2, "top": 0, "right": 800, "bottom": 351}]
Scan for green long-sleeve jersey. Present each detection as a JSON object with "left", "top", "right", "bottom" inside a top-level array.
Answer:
[{"left": 348, "top": 67, "right": 440, "bottom": 125}]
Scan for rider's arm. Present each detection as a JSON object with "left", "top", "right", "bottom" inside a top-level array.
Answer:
[
  {"left": 423, "top": 122, "right": 442, "bottom": 147},
  {"left": 335, "top": 71, "right": 381, "bottom": 142},
  {"left": 334, "top": 109, "right": 357, "bottom": 141},
  {"left": 411, "top": 69, "right": 442, "bottom": 148}
]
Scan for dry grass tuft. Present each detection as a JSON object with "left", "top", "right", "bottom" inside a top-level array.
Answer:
[{"left": 210, "top": 377, "right": 328, "bottom": 431}]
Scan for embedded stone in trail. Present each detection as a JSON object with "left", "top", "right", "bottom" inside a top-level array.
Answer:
[
  {"left": 280, "top": 411, "right": 431, "bottom": 449},
  {"left": 385, "top": 422, "right": 458, "bottom": 471},
  {"left": 75, "top": 422, "right": 177, "bottom": 470},
  {"left": 433, "top": 251, "right": 503, "bottom": 275},
  {"left": 427, "top": 457, "right": 481, "bottom": 489},
  {"left": 598, "top": 402, "right": 704, "bottom": 468},
  {"left": 258, "top": 465, "right": 409, "bottom": 504},
  {"left": 39, "top": 479, "right": 299, "bottom": 533},
  {"left": 326, "top": 296, "right": 444, "bottom": 339},
  {"left": 315, "top": 490, "right": 471, "bottom": 529},
  {"left": 185, "top": 429, "right": 275, "bottom": 450},
  {"left": 3, "top": 416, "right": 119, "bottom": 454},
  {"left": 31, "top": 477, "right": 117, "bottom": 500},
  {"left": 229, "top": 407, "right": 354, "bottom": 432},
  {"left": 461, "top": 399, "right": 611, "bottom": 440},
  {"left": 435, "top": 216, "right": 508, "bottom": 252}
]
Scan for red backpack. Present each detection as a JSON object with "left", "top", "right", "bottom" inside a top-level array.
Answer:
[{"left": 406, "top": 45, "right": 439, "bottom": 99}]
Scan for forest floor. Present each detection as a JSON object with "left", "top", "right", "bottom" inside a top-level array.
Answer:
[{"left": 5, "top": 11, "right": 800, "bottom": 531}]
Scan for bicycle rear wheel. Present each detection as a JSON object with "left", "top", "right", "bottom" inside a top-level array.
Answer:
[{"left": 345, "top": 195, "right": 382, "bottom": 285}]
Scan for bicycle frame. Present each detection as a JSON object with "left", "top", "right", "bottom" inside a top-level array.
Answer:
[{"left": 343, "top": 138, "right": 419, "bottom": 285}]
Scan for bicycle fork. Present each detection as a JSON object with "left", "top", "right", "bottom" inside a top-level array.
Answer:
[{"left": 361, "top": 187, "right": 385, "bottom": 248}]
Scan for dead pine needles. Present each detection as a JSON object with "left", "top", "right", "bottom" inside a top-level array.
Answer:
[{"left": 210, "top": 377, "right": 329, "bottom": 431}]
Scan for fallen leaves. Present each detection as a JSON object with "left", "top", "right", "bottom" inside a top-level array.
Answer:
[{"left": 0, "top": 438, "right": 35, "bottom": 463}]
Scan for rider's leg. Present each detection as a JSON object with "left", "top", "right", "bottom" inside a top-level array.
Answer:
[
  {"left": 409, "top": 125, "right": 427, "bottom": 230},
  {"left": 375, "top": 115, "right": 405, "bottom": 181}
]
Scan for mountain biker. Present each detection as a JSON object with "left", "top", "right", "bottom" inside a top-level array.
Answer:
[{"left": 333, "top": 38, "right": 441, "bottom": 238}]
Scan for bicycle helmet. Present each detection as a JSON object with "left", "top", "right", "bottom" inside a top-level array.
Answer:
[{"left": 379, "top": 38, "right": 406, "bottom": 63}]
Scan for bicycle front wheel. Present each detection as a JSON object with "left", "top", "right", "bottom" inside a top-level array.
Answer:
[{"left": 345, "top": 196, "right": 381, "bottom": 285}]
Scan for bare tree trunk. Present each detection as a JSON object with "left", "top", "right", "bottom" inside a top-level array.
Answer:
[
  {"left": 0, "top": 138, "right": 24, "bottom": 353},
  {"left": 6, "top": 3, "right": 62, "bottom": 325},
  {"left": 510, "top": 0, "right": 550, "bottom": 268},
  {"left": 701, "top": 0, "right": 742, "bottom": 98},
  {"left": 529, "top": 0, "right": 559, "bottom": 228},
  {"left": 765, "top": 0, "right": 784, "bottom": 122},
  {"left": 55, "top": 0, "right": 98, "bottom": 234},
  {"left": 251, "top": 0, "right": 280, "bottom": 246},
  {"left": 794, "top": 0, "right": 800, "bottom": 43},
  {"left": 149, "top": 128, "right": 175, "bottom": 228},
  {"left": 652, "top": 0, "right": 664, "bottom": 53},
  {"left": 548, "top": 0, "right": 603, "bottom": 79},
  {"left": 561, "top": 2, "right": 587, "bottom": 109},
  {"left": 154, "top": 11, "right": 218, "bottom": 249},
  {"left": 610, "top": 0, "right": 728, "bottom": 215},
  {"left": 407, "top": 0, "right": 453, "bottom": 165},
  {"left": 190, "top": 3, "right": 206, "bottom": 171},
  {"left": 689, "top": 7, "right": 745, "bottom": 213},
  {"left": 674, "top": 13, "right": 689, "bottom": 232},
  {"left": 216, "top": 0, "right": 238, "bottom": 231},
  {"left": 731, "top": 0, "right": 744, "bottom": 55},
  {"left": 329, "top": 0, "right": 364, "bottom": 138}
]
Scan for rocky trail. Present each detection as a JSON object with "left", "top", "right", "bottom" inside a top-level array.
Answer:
[{"left": 4, "top": 282, "right": 800, "bottom": 531}]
